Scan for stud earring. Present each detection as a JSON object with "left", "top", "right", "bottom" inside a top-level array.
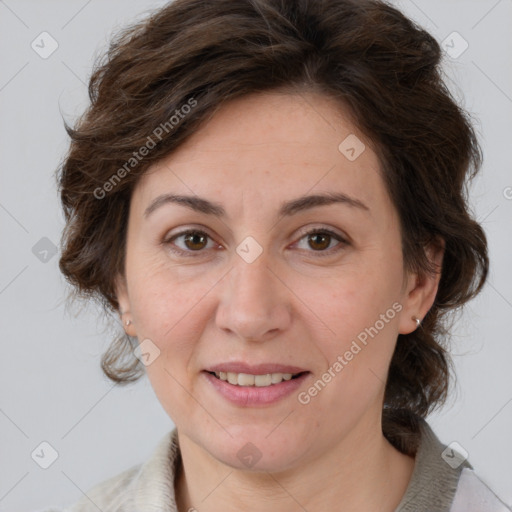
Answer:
[
  {"left": 412, "top": 316, "right": 421, "bottom": 329},
  {"left": 125, "top": 319, "right": 132, "bottom": 326}
]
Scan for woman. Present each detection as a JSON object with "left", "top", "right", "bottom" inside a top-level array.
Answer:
[{"left": 47, "top": 0, "right": 508, "bottom": 510}]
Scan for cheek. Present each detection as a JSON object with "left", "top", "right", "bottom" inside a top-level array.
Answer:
[
  {"left": 302, "top": 249, "right": 403, "bottom": 388},
  {"left": 315, "top": 288, "right": 399, "bottom": 378},
  {"left": 126, "top": 256, "right": 228, "bottom": 394},
  {"left": 128, "top": 249, "right": 212, "bottom": 332},
  {"left": 299, "top": 279, "right": 400, "bottom": 428},
  {"left": 307, "top": 257, "right": 401, "bottom": 339}
]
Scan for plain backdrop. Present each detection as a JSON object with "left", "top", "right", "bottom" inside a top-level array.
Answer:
[{"left": 0, "top": 0, "right": 511, "bottom": 510}]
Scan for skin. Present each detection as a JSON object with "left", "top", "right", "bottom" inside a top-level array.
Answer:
[{"left": 115, "top": 91, "right": 444, "bottom": 511}]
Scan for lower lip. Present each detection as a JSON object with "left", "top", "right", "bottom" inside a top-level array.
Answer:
[{"left": 203, "top": 371, "right": 310, "bottom": 406}]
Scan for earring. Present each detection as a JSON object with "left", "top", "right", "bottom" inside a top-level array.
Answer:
[
  {"left": 412, "top": 316, "right": 421, "bottom": 329},
  {"left": 125, "top": 319, "right": 132, "bottom": 326}
]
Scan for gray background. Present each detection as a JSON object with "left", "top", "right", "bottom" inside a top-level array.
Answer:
[{"left": 0, "top": 0, "right": 511, "bottom": 510}]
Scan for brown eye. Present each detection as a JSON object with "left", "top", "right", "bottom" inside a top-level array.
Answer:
[
  {"left": 164, "top": 229, "right": 215, "bottom": 256},
  {"left": 295, "top": 228, "right": 348, "bottom": 257},
  {"left": 307, "top": 232, "right": 332, "bottom": 251},
  {"left": 182, "top": 231, "right": 208, "bottom": 250}
]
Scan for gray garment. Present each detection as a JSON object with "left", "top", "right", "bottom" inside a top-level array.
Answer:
[{"left": 395, "top": 419, "right": 471, "bottom": 511}]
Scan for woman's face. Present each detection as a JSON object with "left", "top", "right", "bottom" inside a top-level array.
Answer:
[{"left": 116, "top": 91, "right": 437, "bottom": 471}]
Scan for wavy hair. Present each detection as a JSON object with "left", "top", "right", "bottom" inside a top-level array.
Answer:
[{"left": 57, "top": 0, "right": 488, "bottom": 454}]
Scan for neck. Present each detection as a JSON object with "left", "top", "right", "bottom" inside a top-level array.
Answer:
[{"left": 174, "top": 415, "right": 415, "bottom": 512}]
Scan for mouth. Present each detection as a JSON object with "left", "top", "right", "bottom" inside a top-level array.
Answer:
[
  {"left": 202, "top": 365, "right": 311, "bottom": 406},
  {"left": 203, "top": 362, "right": 309, "bottom": 386},
  {"left": 206, "top": 370, "right": 308, "bottom": 387}
]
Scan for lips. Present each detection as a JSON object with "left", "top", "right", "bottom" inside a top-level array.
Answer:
[
  {"left": 203, "top": 369, "right": 310, "bottom": 406},
  {"left": 202, "top": 361, "right": 310, "bottom": 405}
]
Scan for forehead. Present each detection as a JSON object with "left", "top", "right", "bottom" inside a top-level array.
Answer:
[{"left": 132, "top": 91, "right": 390, "bottom": 219}]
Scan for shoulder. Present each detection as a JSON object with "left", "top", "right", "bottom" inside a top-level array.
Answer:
[
  {"left": 394, "top": 417, "right": 510, "bottom": 512},
  {"left": 450, "top": 468, "right": 511, "bottom": 512},
  {"left": 65, "top": 462, "right": 144, "bottom": 512},
  {"left": 31, "top": 464, "right": 142, "bottom": 512},
  {"left": 36, "top": 429, "right": 179, "bottom": 512}
]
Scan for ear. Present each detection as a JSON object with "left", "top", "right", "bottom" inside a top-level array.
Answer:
[
  {"left": 115, "top": 273, "right": 137, "bottom": 337},
  {"left": 398, "top": 238, "right": 445, "bottom": 335}
]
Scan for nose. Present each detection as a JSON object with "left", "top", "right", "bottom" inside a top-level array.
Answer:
[{"left": 215, "top": 253, "right": 292, "bottom": 342}]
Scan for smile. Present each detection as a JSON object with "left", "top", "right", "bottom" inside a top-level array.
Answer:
[
  {"left": 209, "top": 371, "right": 305, "bottom": 387},
  {"left": 203, "top": 370, "right": 310, "bottom": 406}
]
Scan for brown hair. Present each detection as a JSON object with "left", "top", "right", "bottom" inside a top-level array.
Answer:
[{"left": 57, "top": 0, "right": 488, "bottom": 453}]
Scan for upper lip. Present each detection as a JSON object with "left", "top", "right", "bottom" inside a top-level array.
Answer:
[{"left": 205, "top": 362, "right": 308, "bottom": 375}]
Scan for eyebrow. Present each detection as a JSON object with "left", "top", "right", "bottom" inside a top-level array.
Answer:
[{"left": 143, "top": 191, "right": 369, "bottom": 219}]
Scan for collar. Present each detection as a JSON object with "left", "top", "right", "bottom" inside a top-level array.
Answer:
[
  {"left": 97, "top": 419, "right": 470, "bottom": 512},
  {"left": 395, "top": 418, "right": 472, "bottom": 511}
]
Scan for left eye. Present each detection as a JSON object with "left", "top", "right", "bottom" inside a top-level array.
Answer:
[
  {"left": 294, "top": 228, "right": 346, "bottom": 254},
  {"left": 163, "top": 228, "right": 346, "bottom": 257}
]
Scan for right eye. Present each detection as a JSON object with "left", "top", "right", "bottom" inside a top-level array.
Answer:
[{"left": 163, "top": 229, "right": 217, "bottom": 256}]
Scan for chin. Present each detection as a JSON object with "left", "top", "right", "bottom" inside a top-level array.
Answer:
[
  {"left": 203, "top": 425, "right": 309, "bottom": 473},
  {"left": 213, "top": 445, "right": 304, "bottom": 473}
]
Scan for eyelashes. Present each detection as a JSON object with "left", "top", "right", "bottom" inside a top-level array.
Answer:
[
  {"left": 162, "top": 227, "right": 348, "bottom": 258},
  {"left": 293, "top": 228, "right": 347, "bottom": 256},
  {"left": 164, "top": 229, "right": 216, "bottom": 256}
]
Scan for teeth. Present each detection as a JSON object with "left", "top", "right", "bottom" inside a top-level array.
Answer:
[
  {"left": 213, "top": 371, "right": 297, "bottom": 386},
  {"left": 238, "top": 373, "right": 255, "bottom": 386},
  {"left": 255, "top": 374, "right": 272, "bottom": 387}
]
